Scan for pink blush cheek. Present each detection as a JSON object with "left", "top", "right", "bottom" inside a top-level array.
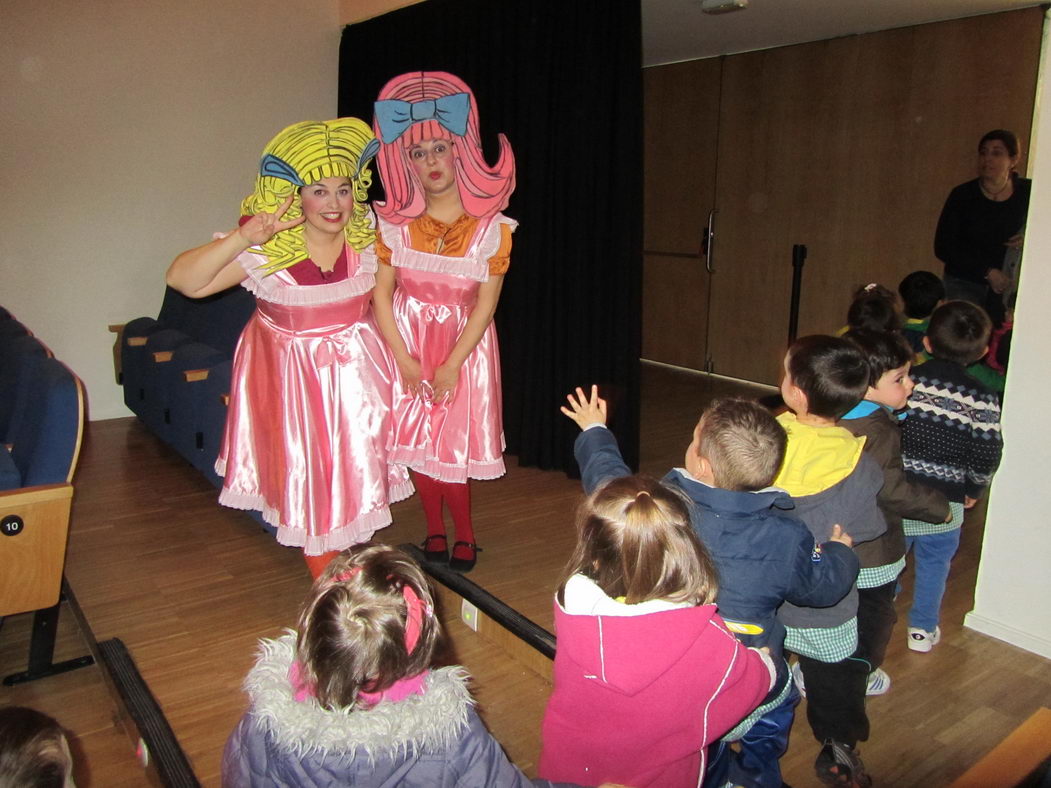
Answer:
[{"left": 300, "top": 193, "right": 325, "bottom": 215}]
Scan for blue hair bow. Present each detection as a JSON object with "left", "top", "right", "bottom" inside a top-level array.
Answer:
[
  {"left": 259, "top": 138, "right": 380, "bottom": 186},
  {"left": 374, "top": 93, "right": 470, "bottom": 144},
  {"left": 260, "top": 153, "right": 304, "bottom": 186}
]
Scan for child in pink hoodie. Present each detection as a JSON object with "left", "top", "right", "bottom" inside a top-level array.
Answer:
[{"left": 538, "top": 475, "right": 776, "bottom": 788}]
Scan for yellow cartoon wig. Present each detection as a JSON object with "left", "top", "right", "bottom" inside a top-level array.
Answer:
[{"left": 241, "top": 118, "right": 380, "bottom": 275}]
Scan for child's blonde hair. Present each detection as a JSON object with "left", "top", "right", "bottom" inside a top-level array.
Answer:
[
  {"left": 296, "top": 545, "right": 440, "bottom": 711},
  {"left": 559, "top": 475, "right": 718, "bottom": 607}
]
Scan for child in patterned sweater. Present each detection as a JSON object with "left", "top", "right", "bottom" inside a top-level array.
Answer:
[{"left": 900, "top": 301, "right": 1003, "bottom": 652}]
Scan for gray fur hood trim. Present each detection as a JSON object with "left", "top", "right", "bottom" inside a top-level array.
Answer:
[{"left": 243, "top": 631, "right": 474, "bottom": 762}]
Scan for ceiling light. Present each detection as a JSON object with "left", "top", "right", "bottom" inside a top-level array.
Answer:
[{"left": 700, "top": 0, "right": 748, "bottom": 14}]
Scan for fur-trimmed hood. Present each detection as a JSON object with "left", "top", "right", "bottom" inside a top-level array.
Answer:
[{"left": 243, "top": 631, "right": 474, "bottom": 763}]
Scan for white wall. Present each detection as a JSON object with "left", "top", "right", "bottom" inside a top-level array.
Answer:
[
  {"left": 0, "top": 0, "right": 341, "bottom": 419},
  {"left": 965, "top": 12, "right": 1051, "bottom": 659}
]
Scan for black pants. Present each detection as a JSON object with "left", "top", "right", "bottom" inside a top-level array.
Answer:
[{"left": 797, "top": 581, "right": 897, "bottom": 746}]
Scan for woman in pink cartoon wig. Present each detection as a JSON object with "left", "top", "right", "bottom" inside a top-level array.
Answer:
[{"left": 371, "top": 71, "right": 517, "bottom": 572}]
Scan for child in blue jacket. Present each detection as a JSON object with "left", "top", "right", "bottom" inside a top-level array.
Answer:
[{"left": 562, "top": 387, "right": 858, "bottom": 788}]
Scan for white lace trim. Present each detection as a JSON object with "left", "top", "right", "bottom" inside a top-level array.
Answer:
[
  {"left": 237, "top": 247, "right": 378, "bottom": 307},
  {"left": 388, "top": 446, "right": 507, "bottom": 483},
  {"left": 212, "top": 231, "right": 378, "bottom": 307},
  {"left": 216, "top": 477, "right": 415, "bottom": 555},
  {"left": 376, "top": 215, "right": 516, "bottom": 283}
]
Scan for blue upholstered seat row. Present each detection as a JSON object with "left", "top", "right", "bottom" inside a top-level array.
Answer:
[
  {"left": 0, "top": 314, "right": 81, "bottom": 492},
  {"left": 116, "top": 285, "right": 271, "bottom": 532}
]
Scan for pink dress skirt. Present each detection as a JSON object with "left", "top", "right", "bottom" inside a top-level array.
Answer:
[
  {"left": 379, "top": 215, "right": 517, "bottom": 483},
  {"left": 216, "top": 243, "right": 412, "bottom": 554}
]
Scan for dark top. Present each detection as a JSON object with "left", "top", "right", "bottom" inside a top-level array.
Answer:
[
  {"left": 901, "top": 358, "right": 1004, "bottom": 502},
  {"left": 934, "top": 176, "right": 1031, "bottom": 284}
]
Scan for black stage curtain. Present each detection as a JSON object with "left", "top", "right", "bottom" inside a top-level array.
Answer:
[{"left": 339, "top": 0, "right": 641, "bottom": 474}]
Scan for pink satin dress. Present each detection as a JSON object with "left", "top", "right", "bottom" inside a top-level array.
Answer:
[
  {"left": 379, "top": 214, "right": 517, "bottom": 483},
  {"left": 216, "top": 242, "right": 413, "bottom": 554}
]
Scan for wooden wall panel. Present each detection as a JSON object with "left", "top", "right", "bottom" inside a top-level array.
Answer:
[
  {"left": 645, "top": 8, "right": 1044, "bottom": 384},
  {"left": 642, "top": 58, "right": 722, "bottom": 368}
]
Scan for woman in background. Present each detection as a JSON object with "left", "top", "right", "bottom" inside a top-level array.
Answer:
[{"left": 935, "top": 129, "right": 1031, "bottom": 324}]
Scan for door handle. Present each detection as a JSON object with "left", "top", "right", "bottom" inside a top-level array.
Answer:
[{"left": 704, "top": 209, "right": 717, "bottom": 273}]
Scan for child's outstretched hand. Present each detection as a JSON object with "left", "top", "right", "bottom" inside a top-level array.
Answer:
[
  {"left": 561, "top": 385, "right": 607, "bottom": 430},
  {"left": 963, "top": 496, "right": 978, "bottom": 510},
  {"left": 829, "top": 524, "right": 854, "bottom": 548}
]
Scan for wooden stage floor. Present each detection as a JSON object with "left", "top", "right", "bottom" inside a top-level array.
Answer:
[{"left": 2, "top": 362, "right": 1048, "bottom": 786}]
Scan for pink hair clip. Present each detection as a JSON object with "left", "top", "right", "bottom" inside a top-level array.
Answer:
[{"left": 402, "top": 583, "right": 433, "bottom": 655}]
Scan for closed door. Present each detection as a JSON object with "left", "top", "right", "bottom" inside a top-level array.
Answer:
[{"left": 642, "top": 57, "right": 722, "bottom": 372}]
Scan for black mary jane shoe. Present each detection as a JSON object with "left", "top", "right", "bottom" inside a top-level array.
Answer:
[
  {"left": 422, "top": 534, "right": 449, "bottom": 564},
  {"left": 449, "top": 541, "right": 482, "bottom": 573}
]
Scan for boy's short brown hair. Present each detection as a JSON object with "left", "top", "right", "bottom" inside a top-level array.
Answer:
[
  {"left": 844, "top": 328, "right": 914, "bottom": 386},
  {"left": 694, "top": 397, "right": 786, "bottom": 491},
  {"left": 786, "top": 335, "right": 870, "bottom": 419},
  {"left": 926, "top": 301, "right": 992, "bottom": 366}
]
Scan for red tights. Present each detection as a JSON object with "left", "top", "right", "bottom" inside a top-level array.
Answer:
[
  {"left": 303, "top": 550, "right": 340, "bottom": 580},
  {"left": 412, "top": 471, "right": 474, "bottom": 547}
]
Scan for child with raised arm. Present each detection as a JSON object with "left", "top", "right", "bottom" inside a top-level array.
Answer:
[
  {"left": 774, "top": 335, "right": 887, "bottom": 787},
  {"left": 223, "top": 545, "right": 587, "bottom": 787},
  {"left": 835, "top": 329, "right": 951, "bottom": 694},
  {"left": 561, "top": 386, "right": 859, "bottom": 787},
  {"left": 538, "top": 474, "right": 777, "bottom": 788},
  {"left": 900, "top": 301, "right": 1003, "bottom": 653}
]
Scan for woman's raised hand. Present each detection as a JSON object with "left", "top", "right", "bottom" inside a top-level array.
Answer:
[{"left": 237, "top": 193, "right": 304, "bottom": 246}]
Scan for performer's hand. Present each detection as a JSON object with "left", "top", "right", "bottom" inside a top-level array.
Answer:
[
  {"left": 398, "top": 357, "right": 424, "bottom": 397},
  {"left": 237, "top": 193, "right": 304, "bottom": 246},
  {"left": 828, "top": 524, "right": 853, "bottom": 548},
  {"left": 431, "top": 362, "right": 460, "bottom": 403},
  {"left": 560, "top": 385, "right": 607, "bottom": 430},
  {"left": 1005, "top": 231, "right": 1024, "bottom": 250}
]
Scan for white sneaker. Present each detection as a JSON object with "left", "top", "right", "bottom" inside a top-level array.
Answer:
[
  {"left": 866, "top": 667, "right": 891, "bottom": 696},
  {"left": 791, "top": 661, "right": 806, "bottom": 697},
  {"left": 791, "top": 662, "right": 891, "bottom": 697},
  {"left": 907, "top": 625, "right": 942, "bottom": 653}
]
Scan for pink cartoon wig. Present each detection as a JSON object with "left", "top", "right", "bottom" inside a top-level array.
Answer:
[{"left": 372, "top": 71, "right": 515, "bottom": 224}]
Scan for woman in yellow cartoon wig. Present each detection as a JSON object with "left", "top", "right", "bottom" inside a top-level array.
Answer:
[{"left": 167, "top": 119, "right": 412, "bottom": 578}]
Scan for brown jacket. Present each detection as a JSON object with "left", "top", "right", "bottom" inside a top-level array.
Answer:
[{"left": 840, "top": 407, "right": 950, "bottom": 569}]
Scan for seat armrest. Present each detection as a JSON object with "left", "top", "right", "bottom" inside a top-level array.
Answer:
[
  {"left": 0, "top": 483, "right": 74, "bottom": 616},
  {"left": 109, "top": 324, "right": 126, "bottom": 384}
]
